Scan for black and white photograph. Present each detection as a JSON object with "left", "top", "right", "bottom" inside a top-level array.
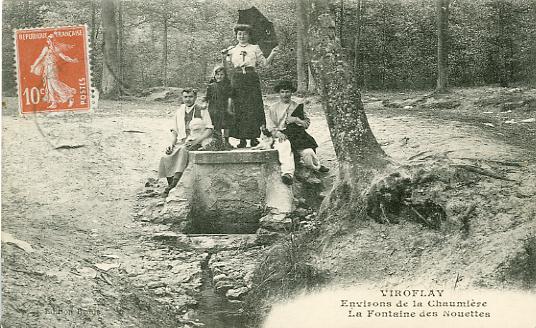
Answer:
[{"left": 1, "top": 0, "right": 536, "bottom": 327}]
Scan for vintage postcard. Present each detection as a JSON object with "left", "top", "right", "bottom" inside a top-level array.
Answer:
[{"left": 1, "top": 0, "right": 535, "bottom": 328}]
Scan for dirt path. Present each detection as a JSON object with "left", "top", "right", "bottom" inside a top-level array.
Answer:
[
  {"left": 362, "top": 86, "right": 536, "bottom": 157},
  {"left": 2, "top": 95, "right": 535, "bottom": 327},
  {"left": 367, "top": 114, "right": 528, "bottom": 163},
  {"left": 1, "top": 100, "right": 201, "bottom": 327}
]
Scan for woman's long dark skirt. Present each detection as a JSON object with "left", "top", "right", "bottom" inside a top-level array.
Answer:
[{"left": 229, "top": 68, "right": 266, "bottom": 139}]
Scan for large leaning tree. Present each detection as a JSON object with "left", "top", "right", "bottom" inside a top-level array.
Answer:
[
  {"left": 303, "top": 0, "right": 389, "bottom": 219},
  {"left": 303, "top": 0, "right": 448, "bottom": 227}
]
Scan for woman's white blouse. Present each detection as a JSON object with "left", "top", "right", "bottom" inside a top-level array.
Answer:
[{"left": 227, "top": 44, "right": 267, "bottom": 68}]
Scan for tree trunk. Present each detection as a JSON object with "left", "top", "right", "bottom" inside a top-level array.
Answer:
[
  {"left": 304, "top": 0, "right": 389, "bottom": 220},
  {"left": 338, "top": 0, "right": 344, "bottom": 47},
  {"left": 297, "top": 0, "right": 308, "bottom": 93},
  {"left": 436, "top": 0, "right": 449, "bottom": 92},
  {"left": 90, "top": 0, "right": 97, "bottom": 65},
  {"left": 201, "top": 56, "right": 208, "bottom": 83},
  {"left": 531, "top": 3, "right": 536, "bottom": 86},
  {"left": 22, "top": 0, "right": 30, "bottom": 27},
  {"left": 353, "top": 0, "right": 363, "bottom": 88},
  {"left": 162, "top": 14, "right": 168, "bottom": 87},
  {"left": 117, "top": 0, "right": 124, "bottom": 95},
  {"left": 307, "top": 64, "right": 316, "bottom": 93},
  {"left": 101, "top": 0, "right": 120, "bottom": 99},
  {"left": 507, "top": 33, "right": 514, "bottom": 85},
  {"left": 380, "top": 5, "right": 387, "bottom": 88},
  {"left": 117, "top": 0, "right": 125, "bottom": 95},
  {"left": 498, "top": 2, "right": 509, "bottom": 87}
]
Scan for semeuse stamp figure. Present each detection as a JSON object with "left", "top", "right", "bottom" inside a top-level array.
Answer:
[
  {"left": 15, "top": 25, "right": 91, "bottom": 114},
  {"left": 31, "top": 34, "right": 79, "bottom": 109}
]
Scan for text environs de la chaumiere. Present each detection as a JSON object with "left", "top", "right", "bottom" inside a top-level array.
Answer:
[{"left": 340, "top": 289, "right": 491, "bottom": 318}]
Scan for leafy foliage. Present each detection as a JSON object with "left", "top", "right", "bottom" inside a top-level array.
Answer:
[
  {"left": 337, "top": 0, "right": 536, "bottom": 89},
  {"left": 2, "top": 0, "right": 536, "bottom": 95}
]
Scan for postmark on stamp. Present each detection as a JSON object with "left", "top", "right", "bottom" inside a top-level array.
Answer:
[{"left": 14, "top": 25, "right": 91, "bottom": 114}]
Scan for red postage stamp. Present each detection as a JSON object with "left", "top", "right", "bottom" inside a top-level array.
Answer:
[{"left": 14, "top": 25, "right": 91, "bottom": 114}]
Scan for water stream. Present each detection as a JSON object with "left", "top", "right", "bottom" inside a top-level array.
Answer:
[{"left": 194, "top": 252, "right": 249, "bottom": 328}]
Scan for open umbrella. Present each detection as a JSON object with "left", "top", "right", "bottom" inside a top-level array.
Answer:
[{"left": 237, "top": 6, "right": 278, "bottom": 56}]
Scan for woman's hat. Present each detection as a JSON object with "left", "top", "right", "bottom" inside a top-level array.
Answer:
[
  {"left": 234, "top": 24, "right": 252, "bottom": 34},
  {"left": 274, "top": 80, "right": 296, "bottom": 93}
]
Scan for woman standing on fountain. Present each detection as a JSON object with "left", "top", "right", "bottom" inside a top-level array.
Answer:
[{"left": 223, "top": 24, "right": 279, "bottom": 148}]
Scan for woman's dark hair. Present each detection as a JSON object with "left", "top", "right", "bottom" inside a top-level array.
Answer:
[
  {"left": 273, "top": 80, "right": 296, "bottom": 93},
  {"left": 234, "top": 24, "right": 252, "bottom": 35},
  {"left": 182, "top": 88, "right": 198, "bottom": 96}
]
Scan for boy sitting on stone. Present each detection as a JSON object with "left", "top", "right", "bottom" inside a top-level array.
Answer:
[{"left": 158, "top": 88, "right": 213, "bottom": 196}]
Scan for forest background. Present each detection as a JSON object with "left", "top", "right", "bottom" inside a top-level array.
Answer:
[
  {"left": 3, "top": 0, "right": 536, "bottom": 98},
  {"left": 2, "top": 1, "right": 536, "bottom": 327}
]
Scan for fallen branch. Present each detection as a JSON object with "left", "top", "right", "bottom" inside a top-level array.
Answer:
[
  {"left": 380, "top": 203, "right": 391, "bottom": 224},
  {"left": 99, "top": 272, "right": 113, "bottom": 285},
  {"left": 10, "top": 268, "right": 45, "bottom": 276},
  {"left": 122, "top": 130, "right": 146, "bottom": 134},
  {"left": 55, "top": 144, "right": 85, "bottom": 150},
  {"left": 452, "top": 164, "right": 514, "bottom": 181},
  {"left": 420, "top": 150, "right": 455, "bottom": 161},
  {"left": 408, "top": 151, "right": 431, "bottom": 161},
  {"left": 455, "top": 158, "right": 523, "bottom": 167},
  {"left": 409, "top": 206, "right": 433, "bottom": 228}
]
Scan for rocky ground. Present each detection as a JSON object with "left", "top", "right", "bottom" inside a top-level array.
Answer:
[{"left": 2, "top": 86, "right": 535, "bottom": 327}]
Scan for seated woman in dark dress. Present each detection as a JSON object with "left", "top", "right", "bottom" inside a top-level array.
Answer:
[{"left": 266, "top": 80, "right": 329, "bottom": 184}]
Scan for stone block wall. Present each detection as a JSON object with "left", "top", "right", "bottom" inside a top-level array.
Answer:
[{"left": 188, "top": 149, "right": 293, "bottom": 234}]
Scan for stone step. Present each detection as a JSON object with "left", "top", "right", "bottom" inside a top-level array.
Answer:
[{"left": 152, "top": 232, "right": 258, "bottom": 251}]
